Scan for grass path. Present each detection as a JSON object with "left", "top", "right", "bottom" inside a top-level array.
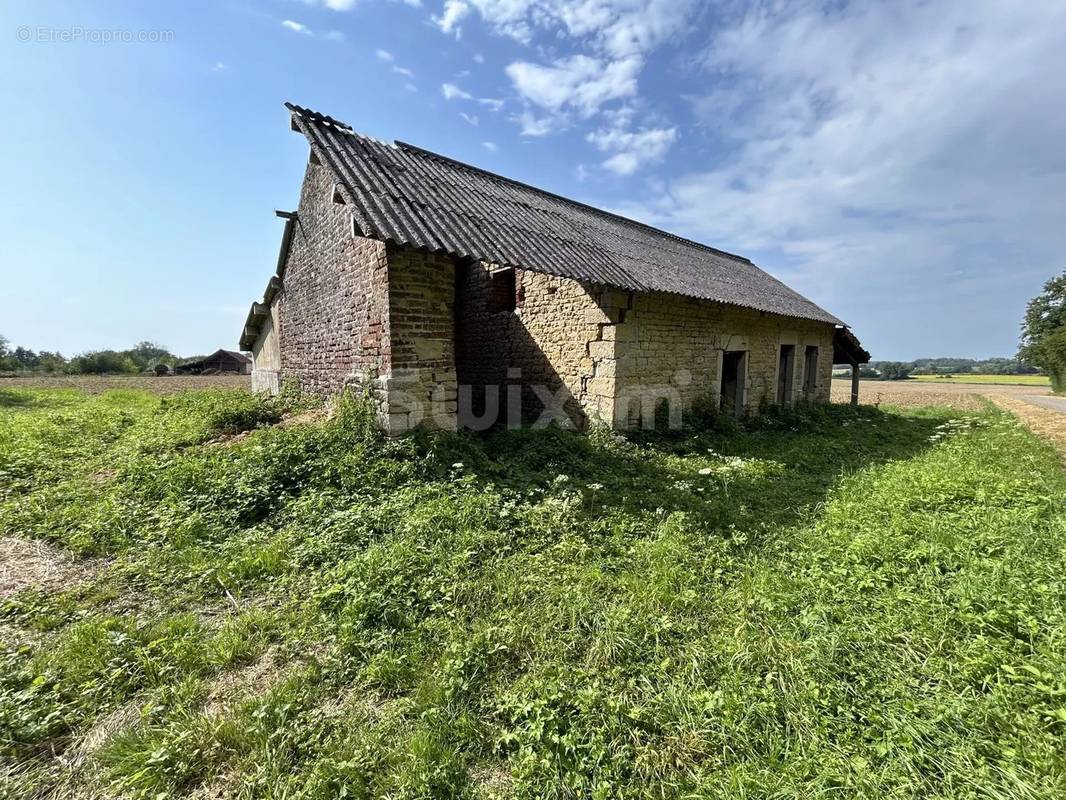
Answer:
[{"left": 2, "top": 388, "right": 1066, "bottom": 798}]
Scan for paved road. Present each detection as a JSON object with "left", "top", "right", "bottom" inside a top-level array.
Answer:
[{"left": 1021, "top": 394, "right": 1066, "bottom": 413}]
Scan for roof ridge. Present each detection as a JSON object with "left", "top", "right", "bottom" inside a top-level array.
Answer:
[{"left": 393, "top": 139, "right": 753, "bottom": 265}]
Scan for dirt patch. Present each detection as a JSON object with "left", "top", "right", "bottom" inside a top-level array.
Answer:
[
  {"left": 63, "top": 702, "right": 141, "bottom": 769},
  {"left": 831, "top": 378, "right": 1050, "bottom": 410},
  {"left": 278, "top": 407, "right": 330, "bottom": 428},
  {"left": 987, "top": 395, "right": 1066, "bottom": 460},
  {"left": 469, "top": 764, "right": 514, "bottom": 798},
  {"left": 0, "top": 536, "right": 97, "bottom": 600},
  {"left": 203, "top": 648, "right": 288, "bottom": 718}
]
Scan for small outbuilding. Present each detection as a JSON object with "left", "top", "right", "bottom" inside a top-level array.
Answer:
[
  {"left": 175, "top": 349, "right": 251, "bottom": 376},
  {"left": 241, "top": 103, "right": 869, "bottom": 432}
]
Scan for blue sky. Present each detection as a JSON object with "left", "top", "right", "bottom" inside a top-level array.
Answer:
[{"left": 2, "top": 0, "right": 1065, "bottom": 360}]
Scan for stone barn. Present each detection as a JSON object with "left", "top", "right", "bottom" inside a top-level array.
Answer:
[{"left": 241, "top": 103, "right": 868, "bottom": 432}]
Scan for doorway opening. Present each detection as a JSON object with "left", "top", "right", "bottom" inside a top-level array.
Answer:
[
  {"left": 777, "top": 344, "right": 796, "bottom": 407},
  {"left": 803, "top": 345, "right": 819, "bottom": 400},
  {"left": 720, "top": 350, "right": 746, "bottom": 417}
]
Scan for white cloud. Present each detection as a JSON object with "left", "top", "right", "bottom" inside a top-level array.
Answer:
[
  {"left": 483, "top": 141, "right": 498, "bottom": 152},
  {"left": 506, "top": 55, "right": 639, "bottom": 116},
  {"left": 473, "top": 53, "right": 485, "bottom": 64},
  {"left": 513, "top": 109, "right": 555, "bottom": 136},
  {"left": 211, "top": 61, "right": 227, "bottom": 72},
  {"left": 405, "top": 82, "right": 419, "bottom": 92},
  {"left": 281, "top": 19, "right": 312, "bottom": 35},
  {"left": 375, "top": 48, "right": 394, "bottom": 62},
  {"left": 587, "top": 125, "right": 677, "bottom": 175},
  {"left": 434, "top": 0, "right": 470, "bottom": 36},
  {"left": 323, "top": 30, "right": 345, "bottom": 41},
  {"left": 322, "top": 0, "right": 357, "bottom": 9},
  {"left": 478, "top": 97, "right": 504, "bottom": 112},
  {"left": 392, "top": 65, "right": 414, "bottom": 77},
  {"left": 441, "top": 82, "right": 473, "bottom": 100},
  {"left": 460, "top": 111, "right": 480, "bottom": 126},
  {"left": 436, "top": 0, "right": 693, "bottom": 56},
  {"left": 615, "top": 0, "right": 1066, "bottom": 356}
]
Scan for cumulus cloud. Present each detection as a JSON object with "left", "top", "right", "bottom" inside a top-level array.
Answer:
[
  {"left": 392, "top": 65, "right": 414, "bottom": 77},
  {"left": 512, "top": 109, "right": 556, "bottom": 136},
  {"left": 375, "top": 48, "right": 394, "bottom": 61},
  {"left": 478, "top": 97, "right": 504, "bottom": 112},
  {"left": 441, "top": 82, "right": 473, "bottom": 100},
  {"left": 434, "top": 0, "right": 470, "bottom": 35},
  {"left": 506, "top": 55, "right": 639, "bottom": 116},
  {"left": 483, "top": 140, "right": 498, "bottom": 152},
  {"left": 617, "top": 0, "right": 1066, "bottom": 356},
  {"left": 587, "top": 125, "right": 677, "bottom": 175}
]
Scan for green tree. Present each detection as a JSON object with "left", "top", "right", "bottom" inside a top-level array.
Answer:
[{"left": 1020, "top": 271, "right": 1066, "bottom": 392}]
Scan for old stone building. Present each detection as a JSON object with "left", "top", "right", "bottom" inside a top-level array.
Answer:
[{"left": 240, "top": 103, "right": 869, "bottom": 432}]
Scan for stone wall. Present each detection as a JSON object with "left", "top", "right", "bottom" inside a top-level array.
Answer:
[
  {"left": 454, "top": 263, "right": 619, "bottom": 428},
  {"left": 614, "top": 293, "right": 836, "bottom": 426},
  {"left": 254, "top": 171, "right": 836, "bottom": 433},
  {"left": 250, "top": 302, "right": 281, "bottom": 395},
  {"left": 383, "top": 244, "right": 458, "bottom": 432},
  {"left": 272, "top": 162, "right": 391, "bottom": 397}
]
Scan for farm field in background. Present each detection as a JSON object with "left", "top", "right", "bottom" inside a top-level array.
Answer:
[
  {"left": 0, "top": 373, "right": 250, "bottom": 394},
  {"left": 831, "top": 377, "right": 1051, "bottom": 410},
  {"left": 910, "top": 373, "right": 1050, "bottom": 386},
  {"left": 2, "top": 386, "right": 1066, "bottom": 798}
]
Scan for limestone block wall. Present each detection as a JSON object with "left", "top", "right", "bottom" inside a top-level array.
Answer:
[
  {"left": 454, "top": 262, "right": 621, "bottom": 428},
  {"left": 250, "top": 303, "right": 281, "bottom": 395},
  {"left": 383, "top": 245, "right": 458, "bottom": 432},
  {"left": 614, "top": 293, "right": 835, "bottom": 426},
  {"left": 274, "top": 163, "right": 391, "bottom": 397}
]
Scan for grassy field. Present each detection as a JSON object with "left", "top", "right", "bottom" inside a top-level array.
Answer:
[
  {"left": 910, "top": 373, "right": 1050, "bottom": 386},
  {"left": 2, "top": 387, "right": 1066, "bottom": 798}
]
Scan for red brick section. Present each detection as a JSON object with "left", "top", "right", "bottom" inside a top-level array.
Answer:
[{"left": 276, "top": 163, "right": 391, "bottom": 395}]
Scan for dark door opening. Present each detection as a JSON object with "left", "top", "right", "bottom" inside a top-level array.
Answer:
[
  {"left": 777, "top": 344, "right": 796, "bottom": 407},
  {"left": 720, "top": 350, "right": 746, "bottom": 417},
  {"left": 803, "top": 345, "right": 819, "bottom": 400}
]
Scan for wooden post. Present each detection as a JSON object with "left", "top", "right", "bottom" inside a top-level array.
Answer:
[{"left": 851, "top": 362, "right": 860, "bottom": 407}]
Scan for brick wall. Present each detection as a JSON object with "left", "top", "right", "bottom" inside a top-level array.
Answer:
[{"left": 272, "top": 163, "right": 391, "bottom": 396}]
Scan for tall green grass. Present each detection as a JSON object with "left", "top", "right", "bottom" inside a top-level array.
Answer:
[{"left": 1, "top": 388, "right": 1064, "bottom": 798}]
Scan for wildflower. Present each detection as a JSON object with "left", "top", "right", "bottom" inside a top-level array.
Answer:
[
  {"left": 698, "top": 467, "right": 713, "bottom": 475},
  {"left": 452, "top": 462, "right": 464, "bottom": 469},
  {"left": 553, "top": 474, "right": 570, "bottom": 484},
  {"left": 587, "top": 482, "right": 604, "bottom": 490}
]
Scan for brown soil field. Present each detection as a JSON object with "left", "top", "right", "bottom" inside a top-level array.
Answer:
[
  {"left": 830, "top": 378, "right": 1051, "bottom": 410},
  {"left": 0, "top": 374, "right": 251, "bottom": 394}
]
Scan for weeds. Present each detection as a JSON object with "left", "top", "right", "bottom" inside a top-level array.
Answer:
[{"left": 1, "top": 389, "right": 1064, "bottom": 798}]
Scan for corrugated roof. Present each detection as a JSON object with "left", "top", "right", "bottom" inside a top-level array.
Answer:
[{"left": 284, "top": 102, "right": 845, "bottom": 326}]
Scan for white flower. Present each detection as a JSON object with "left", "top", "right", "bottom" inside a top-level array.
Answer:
[
  {"left": 698, "top": 467, "right": 713, "bottom": 475},
  {"left": 452, "top": 462, "right": 464, "bottom": 469},
  {"left": 587, "top": 482, "right": 604, "bottom": 490}
]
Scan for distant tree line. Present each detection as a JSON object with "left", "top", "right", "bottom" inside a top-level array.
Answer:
[
  {"left": 0, "top": 335, "right": 202, "bottom": 375},
  {"left": 1019, "top": 271, "right": 1066, "bottom": 393},
  {"left": 854, "top": 357, "right": 1040, "bottom": 381}
]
